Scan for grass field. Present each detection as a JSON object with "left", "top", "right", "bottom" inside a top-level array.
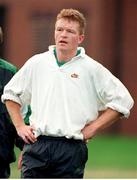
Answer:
[{"left": 10, "top": 135, "right": 137, "bottom": 178}]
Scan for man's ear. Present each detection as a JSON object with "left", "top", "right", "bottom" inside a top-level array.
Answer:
[{"left": 78, "top": 34, "right": 85, "bottom": 45}]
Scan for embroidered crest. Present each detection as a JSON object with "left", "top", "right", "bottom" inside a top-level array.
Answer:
[{"left": 71, "top": 73, "right": 79, "bottom": 78}]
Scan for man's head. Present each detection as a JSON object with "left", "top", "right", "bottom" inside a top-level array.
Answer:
[
  {"left": 0, "top": 26, "right": 3, "bottom": 44},
  {"left": 55, "top": 9, "right": 86, "bottom": 54},
  {"left": 56, "top": 8, "right": 86, "bottom": 35}
]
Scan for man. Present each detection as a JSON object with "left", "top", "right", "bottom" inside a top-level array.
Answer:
[
  {"left": 0, "top": 26, "right": 29, "bottom": 178},
  {"left": 0, "top": 26, "right": 19, "bottom": 178},
  {"left": 1, "top": 9, "right": 134, "bottom": 178}
]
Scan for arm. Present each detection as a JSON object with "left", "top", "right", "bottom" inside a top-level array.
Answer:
[
  {"left": 5, "top": 100, "right": 37, "bottom": 143},
  {"left": 18, "top": 151, "right": 23, "bottom": 170},
  {"left": 81, "top": 108, "right": 121, "bottom": 140}
]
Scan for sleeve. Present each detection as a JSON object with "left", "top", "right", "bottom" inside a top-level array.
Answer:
[
  {"left": 1, "top": 59, "right": 33, "bottom": 106},
  {"left": 93, "top": 64, "right": 134, "bottom": 118}
]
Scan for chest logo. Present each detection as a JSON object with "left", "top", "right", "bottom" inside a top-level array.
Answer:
[{"left": 71, "top": 73, "right": 79, "bottom": 78}]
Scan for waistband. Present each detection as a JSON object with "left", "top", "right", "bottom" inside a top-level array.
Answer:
[{"left": 37, "top": 135, "right": 83, "bottom": 143}]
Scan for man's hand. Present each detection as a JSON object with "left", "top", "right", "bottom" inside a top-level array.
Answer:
[
  {"left": 18, "top": 151, "right": 23, "bottom": 170},
  {"left": 81, "top": 122, "right": 97, "bottom": 141},
  {"left": 16, "top": 124, "right": 37, "bottom": 144},
  {"left": 5, "top": 100, "right": 37, "bottom": 143},
  {"left": 81, "top": 108, "right": 121, "bottom": 141}
]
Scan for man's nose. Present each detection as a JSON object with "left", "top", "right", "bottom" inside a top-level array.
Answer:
[{"left": 61, "top": 30, "right": 67, "bottom": 37}]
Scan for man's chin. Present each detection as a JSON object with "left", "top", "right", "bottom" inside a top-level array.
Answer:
[{"left": 57, "top": 46, "right": 68, "bottom": 51}]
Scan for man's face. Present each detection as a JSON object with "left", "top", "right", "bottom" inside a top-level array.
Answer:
[{"left": 55, "top": 18, "right": 84, "bottom": 52}]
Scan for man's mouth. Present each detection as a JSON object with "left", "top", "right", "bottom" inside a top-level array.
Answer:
[{"left": 59, "top": 40, "right": 68, "bottom": 44}]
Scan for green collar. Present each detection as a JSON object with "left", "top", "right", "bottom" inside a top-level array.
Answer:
[{"left": 54, "top": 48, "right": 81, "bottom": 67}]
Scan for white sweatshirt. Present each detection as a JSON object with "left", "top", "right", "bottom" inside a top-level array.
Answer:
[{"left": 1, "top": 46, "right": 134, "bottom": 139}]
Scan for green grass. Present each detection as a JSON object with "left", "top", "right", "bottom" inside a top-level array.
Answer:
[
  {"left": 10, "top": 135, "right": 137, "bottom": 178},
  {"left": 86, "top": 135, "right": 137, "bottom": 170}
]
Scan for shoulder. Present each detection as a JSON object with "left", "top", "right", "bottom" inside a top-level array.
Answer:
[
  {"left": 80, "top": 54, "right": 115, "bottom": 80},
  {"left": 0, "top": 58, "right": 17, "bottom": 74},
  {"left": 78, "top": 47, "right": 102, "bottom": 69},
  {"left": 27, "top": 51, "right": 51, "bottom": 65},
  {"left": 81, "top": 54, "right": 103, "bottom": 71}
]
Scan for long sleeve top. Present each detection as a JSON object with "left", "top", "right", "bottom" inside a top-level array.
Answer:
[{"left": 1, "top": 46, "right": 134, "bottom": 139}]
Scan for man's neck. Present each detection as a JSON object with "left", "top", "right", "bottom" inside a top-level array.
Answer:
[{"left": 56, "top": 48, "right": 77, "bottom": 62}]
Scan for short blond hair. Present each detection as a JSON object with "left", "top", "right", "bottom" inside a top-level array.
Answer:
[
  {"left": 56, "top": 8, "right": 86, "bottom": 35},
  {"left": 0, "top": 26, "right": 3, "bottom": 44}
]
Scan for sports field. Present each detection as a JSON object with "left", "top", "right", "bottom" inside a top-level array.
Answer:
[{"left": 10, "top": 135, "right": 137, "bottom": 178}]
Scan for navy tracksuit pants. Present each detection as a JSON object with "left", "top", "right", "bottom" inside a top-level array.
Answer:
[{"left": 21, "top": 135, "right": 88, "bottom": 178}]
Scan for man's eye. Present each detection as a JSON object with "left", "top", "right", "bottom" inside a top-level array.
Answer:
[
  {"left": 67, "top": 30, "right": 75, "bottom": 33},
  {"left": 57, "top": 28, "right": 62, "bottom": 31}
]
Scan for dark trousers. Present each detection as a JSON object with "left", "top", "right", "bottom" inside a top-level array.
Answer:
[
  {"left": 21, "top": 136, "right": 88, "bottom": 178},
  {"left": 0, "top": 163, "right": 10, "bottom": 178}
]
